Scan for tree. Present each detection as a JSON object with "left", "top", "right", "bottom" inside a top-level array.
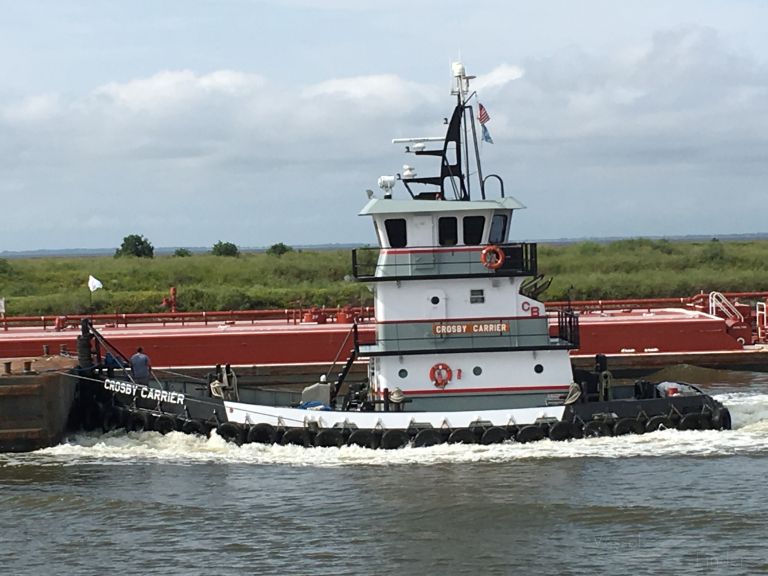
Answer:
[
  {"left": 266, "top": 242, "right": 293, "bottom": 257},
  {"left": 173, "top": 248, "right": 192, "bottom": 257},
  {"left": 211, "top": 241, "right": 239, "bottom": 257},
  {"left": 115, "top": 234, "right": 154, "bottom": 258}
]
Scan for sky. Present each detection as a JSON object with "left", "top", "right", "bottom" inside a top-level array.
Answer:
[{"left": 1, "top": 0, "right": 767, "bottom": 252}]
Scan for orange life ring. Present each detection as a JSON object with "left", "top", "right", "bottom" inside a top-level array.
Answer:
[
  {"left": 429, "top": 363, "right": 453, "bottom": 388},
  {"left": 480, "top": 245, "right": 505, "bottom": 270}
]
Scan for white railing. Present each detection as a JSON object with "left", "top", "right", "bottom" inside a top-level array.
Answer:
[
  {"left": 708, "top": 291, "right": 744, "bottom": 322},
  {"left": 757, "top": 302, "right": 767, "bottom": 342}
]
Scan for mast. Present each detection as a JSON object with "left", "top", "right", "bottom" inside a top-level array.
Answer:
[{"left": 394, "top": 62, "right": 486, "bottom": 202}]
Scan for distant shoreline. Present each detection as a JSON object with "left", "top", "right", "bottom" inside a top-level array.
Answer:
[{"left": 3, "top": 233, "right": 768, "bottom": 259}]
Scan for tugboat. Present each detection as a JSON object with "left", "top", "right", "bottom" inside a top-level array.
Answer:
[{"left": 87, "top": 62, "right": 731, "bottom": 448}]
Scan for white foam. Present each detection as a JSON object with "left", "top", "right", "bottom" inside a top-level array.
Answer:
[{"left": 5, "top": 392, "right": 767, "bottom": 468}]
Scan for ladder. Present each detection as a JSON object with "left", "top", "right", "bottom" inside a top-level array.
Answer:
[{"left": 708, "top": 291, "right": 744, "bottom": 322}]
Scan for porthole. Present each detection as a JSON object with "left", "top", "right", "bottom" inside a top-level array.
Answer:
[
  {"left": 473, "top": 366, "right": 482, "bottom": 376},
  {"left": 398, "top": 369, "right": 408, "bottom": 379},
  {"left": 430, "top": 296, "right": 440, "bottom": 305},
  {"left": 534, "top": 364, "right": 544, "bottom": 374}
]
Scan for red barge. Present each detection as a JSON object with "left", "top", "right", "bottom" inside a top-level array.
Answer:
[{"left": 1, "top": 290, "right": 767, "bottom": 378}]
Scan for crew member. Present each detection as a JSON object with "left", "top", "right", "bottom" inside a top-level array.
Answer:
[{"left": 130, "top": 346, "right": 152, "bottom": 385}]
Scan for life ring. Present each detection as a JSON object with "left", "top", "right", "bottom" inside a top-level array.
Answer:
[
  {"left": 429, "top": 363, "right": 453, "bottom": 388},
  {"left": 480, "top": 245, "right": 505, "bottom": 270}
]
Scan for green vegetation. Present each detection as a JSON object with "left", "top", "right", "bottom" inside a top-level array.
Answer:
[
  {"left": 211, "top": 241, "right": 240, "bottom": 257},
  {"left": 0, "top": 250, "right": 366, "bottom": 315},
  {"left": 173, "top": 248, "right": 192, "bottom": 258},
  {"left": 266, "top": 242, "right": 294, "bottom": 257},
  {"left": 539, "top": 238, "right": 768, "bottom": 300},
  {"left": 0, "top": 238, "right": 766, "bottom": 316},
  {"left": 115, "top": 234, "right": 154, "bottom": 258}
]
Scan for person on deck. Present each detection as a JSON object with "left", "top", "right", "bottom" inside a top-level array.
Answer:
[{"left": 130, "top": 347, "right": 152, "bottom": 385}]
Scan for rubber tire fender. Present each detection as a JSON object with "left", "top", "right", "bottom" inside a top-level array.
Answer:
[
  {"left": 347, "top": 429, "right": 379, "bottom": 449},
  {"left": 413, "top": 429, "right": 443, "bottom": 448},
  {"left": 182, "top": 419, "right": 208, "bottom": 437},
  {"left": 216, "top": 422, "right": 243, "bottom": 445},
  {"left": 516, "top": 425, "right": 545, "bottom": 444},
  {"left": 314, "top": 428, "right": 345, "bottom": 448},
  {"left": 447, "top": 428, "right": 478, "bottom": 445},
  {"left": 126, "top": 410, "right": 149, "bottom": 432},
  {"left": 583, "top": 420, "right": 611, "bottom": 438},
  {"left": 154, "top": 414, "right": 177, "bottom": 435},
  {"left": 711, "top": 407, "right": 732, "bottom": 430},
  {"left": 380, "top": 429, "right": 410, "bottom": 450},
  {"left": 678, "top": 413, "right": 701, "bottom": 431},
  {"left": 281, "top": 428, "right": 311, "bottom": 447},
  {"left": 247, "top": 423, "right": 277, "bottom": 444},
  {"left": 548, "top": 421, "right": 572, "bottom": 442},
  {"left": 645, "top": 415, "right": 673, "bottom": 432},
  {"left": 613, "top": 417, "right": 645, "bottom": 436}
]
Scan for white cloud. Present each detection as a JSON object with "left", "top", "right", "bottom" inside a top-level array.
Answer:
[
  {"left": 1, "top": 93, "right": 60, "bottom": 123},
  {"left": 94, "top": 70, "right": 266, "bottom": 114},
  {"left": 2, "top": 26, "right": 768, "bottom": 251}
]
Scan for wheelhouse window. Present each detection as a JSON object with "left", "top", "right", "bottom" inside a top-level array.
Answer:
[
  {"left": 489, "top": 214, "right": 508, "bottom": 244},
  {"left": 384, "top": 218, "right": 407, "bottom": 248},
  {"left": 463, "top": 216, "right": 485, "bottom": 245},
  {"left": 438, "top": 217, "right": 458, "bottom": 246}
]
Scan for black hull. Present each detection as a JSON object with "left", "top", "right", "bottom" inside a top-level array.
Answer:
[{"left": 92, "top": 380, "right": 731, "bottom": 449}]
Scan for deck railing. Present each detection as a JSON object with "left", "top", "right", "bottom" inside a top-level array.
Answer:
[{"left": 351, "top": 242, "right": 537, "bottom": 281}]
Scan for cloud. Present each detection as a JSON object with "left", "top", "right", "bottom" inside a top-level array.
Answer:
[
  {"left": 1, "top": 26, "right": 768, "bottom": 250},
  {"left": 94, "top": 69, "right": 266, "bottom": 114},
  {"left": 1, "top": 93, "right": 60, "bottom": 123}
]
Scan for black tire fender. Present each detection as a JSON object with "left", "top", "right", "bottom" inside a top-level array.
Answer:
[
  {"left": 583, "top": 420, "right": 611, "bottom": 438},
  {"left": 548, "top": 421, "right": 572, "bottom": 442},
  {"left": 314, "top": 428, "right": 345, "bottom": 448},
  {"left": 447, "top": 428, "right": 478, "bottom": 445},
  {"left": 613, "top": 417, "right": 645, "bottom": 436},
  {"left": 380, "top": 429, "right": 409, "bottom": 450},
  {"left": 126, "top": 410, "right": 149, "bottom": 432},
  {"left": 347, "top": 429, "right": 378, "bottom": 449},
  {"left": 281, "top": 428, "right": 311, "bottom": 447},
  {"left": 678, "top": 413, "right": 701, "bottom": 431},
  {"left": 154, "top": 414, "right": 177, "bottom": 435},
  {"left": 712, "top": 407, "right": 732, "bottom": 430},
  {"left": 413, "top": 429, "right": 443, "bottom": 448},
  {"left": 216, "top": 422, "right": 243, "bottom": 445},
  {"left": 182, "top": 419, "right": 208, "bottom": 437},
  {"left": 516, "top": 425, "right": 545, "bottom": 444},
  {"left": 646, "top": 415, "right": 673, "bottom": 432},
  {"left": 247, "top": 423, "right": 277, "bottom": 444}
]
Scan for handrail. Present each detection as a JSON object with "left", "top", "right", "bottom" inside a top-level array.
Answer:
[
  {"left": 757, "top": 302, "right": 767, "bottom": 343},
  {"left": 708, "top": 291, "right": 744, "bottom": 322},
  {"left": 547, "top": 291, "right": 768, "bottom": 312},
  {"left": 352, "top": 242, "right": 538, "bottom": 280}
]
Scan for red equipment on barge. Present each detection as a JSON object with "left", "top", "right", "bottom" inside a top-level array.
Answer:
[{"left": 1, "top": 291, "right": 767, "bottom": 376}]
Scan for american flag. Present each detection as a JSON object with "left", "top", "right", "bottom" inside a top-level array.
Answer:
[{"left": 478, "top": 103, "right": 490, "bottom": 124}]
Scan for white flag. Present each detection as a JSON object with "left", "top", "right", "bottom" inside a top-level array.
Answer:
[
  {"left": 0, "top": 297, "right": 5, "bottom": 314},
  {"left": 88, "top": 275, "right": 103, "bottom": 292}
]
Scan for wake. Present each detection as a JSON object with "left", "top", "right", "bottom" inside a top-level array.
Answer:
[{"left": 4, "top": 392, "right": 768, "bottom": 468}]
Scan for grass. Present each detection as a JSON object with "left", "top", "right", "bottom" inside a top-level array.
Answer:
[{"left": 1, "top": 238, "right": 767, "bottom": 315}]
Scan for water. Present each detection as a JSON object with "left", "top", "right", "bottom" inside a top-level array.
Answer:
[{"left": 2, "top": 369, "right": 768, "bottom": 576}]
